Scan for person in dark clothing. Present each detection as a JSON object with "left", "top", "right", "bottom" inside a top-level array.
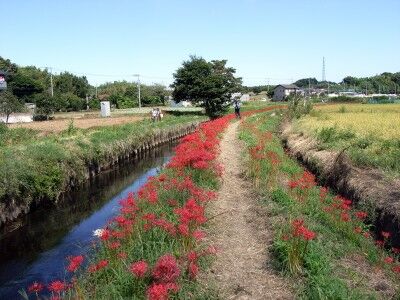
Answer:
[{"left": 233, "top": 99, "right": 241, "bottom": 119}]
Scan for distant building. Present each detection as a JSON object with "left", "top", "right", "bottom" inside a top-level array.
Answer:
[
  {"left": 231, "top": 93, "right": 250, "bottom": 102},
  {"left": 272, "top": 84, "right": 301, "bottom": 101},
  {"left": 169, "top": 100, "right": 192, "bottom": 107}
]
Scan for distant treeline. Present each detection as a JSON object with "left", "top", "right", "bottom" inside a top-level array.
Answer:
[
  {"left": 242, "top": 73, "right": 400, "bottom": 95},
  {"left": 0, "top": 57, "right": 169, "bottom": 115},
  {"left": 293, "top": 73, "right": 400, "bottom": 94}
]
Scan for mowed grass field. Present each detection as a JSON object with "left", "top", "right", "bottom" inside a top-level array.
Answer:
[{"left": 293, "top": 104, "right": 400, "bottom": 177}]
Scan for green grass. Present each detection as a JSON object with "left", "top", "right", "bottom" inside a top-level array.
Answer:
[
  {"left": 239, "top": 112, "right": 400, "bottom": 299},
  {"left": 0, "top": 115, "right": 207, "bottom": 213}
]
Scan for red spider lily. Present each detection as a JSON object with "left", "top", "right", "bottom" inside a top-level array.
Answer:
[
  {"left": 382, "top": 231, "right": 391, "bottom": 239},
  {"left": 354, "top": 227, "right": 362, "bottom": 234},
  {"left": 130, "top": 260, "right": 148, "bottom": 278},
  {"left": 204, "top": 245, "right": 218, "bottom": 255},
  {"left": 292, "top": 219, "right": 316, "bottom": 241},
  {"left": 319, "top": 187, "right": 329, "bottom": 202},
  {"left": 48, "top": 280, "right": 66, "bottom": 293},
  {"left": 147, "top": 283, "right": 168, "bottom": 300},
  {"left": 98, "top": 228, "right": 111, "bottom": 241},
  {"left": 88, "top": 260, "right": 108, "bottom": 273},
  {"left": 354, "top": 211, "right": 368, "bottom": 220},
  {"left": 376, "top": 240, "right": 384, "bottom": 248},
  {"left": 28, "top": 282, "right": 44, "bottom": 294},
  {"left": 177, "top": 223, "right": 189, "bottom": 236},
  {"left": 188, "top": 261, "right": 199, "bottom": 279},
  {"left": 66, "top": 255, "right": 84, "bottom": 272},
  {"left": 151, "top": 218, "right": 176, "bottom": 236},
  {"left": 152, "top": 254, "right": 181, "bottom": 283},
  {"left": 174, "top": 198, "right": 206, "bottom": 226},
  {"left": 393, "top": 265, "right": 400, "bottom": 273},
  {"left": 192, "top": 229, "right": 206, "bottom": 241},
  {"left": 340, "top": 212, "right": 350, "bottom": 222},
  {"left": 187, "top": 251, "right": 198, "bottom": 262},
  {"left": 107, "top": 241, "right": 121, "bottom": 250},
  {"left": 384, "top": 257, "right": 394, "bottom": 264},
  {"left": 118, "top": 252, "right": 128, "bottom": 259},
  {"left": 147, "top": 282, "right": 179, "bottom": 300},
  {"left": 266, "top": 151, "right": 280, "bottom": 166},
  {"left": 363, "top": 232, "right": 371, "bottom": 239}
]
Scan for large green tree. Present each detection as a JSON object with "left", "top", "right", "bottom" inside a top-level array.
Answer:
[
  {"left": 0, "top": 90, "right": 24, "bottom": 123},
  {"left": 171, "top": 56, "right": 241, "bottom": 118}
]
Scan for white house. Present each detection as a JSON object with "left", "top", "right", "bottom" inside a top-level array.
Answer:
[
  {"left": 272, "top": 84, "right": 301, "bottom": 101},
  {"left": 231, "top": 92, "right": 250, "bottom": 102}
]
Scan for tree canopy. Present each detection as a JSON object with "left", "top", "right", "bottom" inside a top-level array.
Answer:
[
  {"left": 171, "top": 56, "right": 242, "bottom": 118},
  {"left": 0, "top": 90, "right": 24, "bottom": 123}
]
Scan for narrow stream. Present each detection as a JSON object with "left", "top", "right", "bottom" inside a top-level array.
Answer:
[{"left": 0, "top": 143, "right": 176, "bottom": 299}]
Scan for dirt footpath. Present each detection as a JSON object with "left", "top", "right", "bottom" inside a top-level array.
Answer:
[
  {"left": 9, "top": 115, "right": 144, "bottom": 133},
  {"left": 204, "top": 121, "right": 292, "bottom": 300}
]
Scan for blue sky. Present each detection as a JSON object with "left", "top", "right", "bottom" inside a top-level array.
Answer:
[{"left": 1, "top": 0, "right": 399, "bottom": 86}]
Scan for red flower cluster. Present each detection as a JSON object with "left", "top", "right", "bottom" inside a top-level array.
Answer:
[
  {"left": 130, "top": 260, "right": 148, "bottom": 278},
  {"left": 288, "top": 171, "right": 316, "bottom": 191},
  {"left": 66, "top": 255, "right": 84, "bottom": 273},
  {"left": 152, "top": 254, "right": 181, "bottom": 283},
  {"left": 88, "top": 259, "right": 109, "bottom": 273},
  {"left": 292, "top": 219, "right": 316, "bottom": 241},
  {"left": 48, "top": 280, "right": 66, "bottom": 293},
  {"left": 28, "top": 282, "right": 44, "bottom": 294}
]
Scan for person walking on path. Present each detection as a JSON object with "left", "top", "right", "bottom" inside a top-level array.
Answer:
[{"left": 233, "top": 99, "right": 241, "bottom": 119}]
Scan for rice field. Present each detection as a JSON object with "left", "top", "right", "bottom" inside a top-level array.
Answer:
[
  {"left": 293, "top": 104, "right": 400, "bottom": 176},
  {"left": 296, "top": 104, "right": 400, "bottom": 140}
]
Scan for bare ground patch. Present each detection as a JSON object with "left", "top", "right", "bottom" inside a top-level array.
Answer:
[
  {"left": 202, "top": 121, "right": 292, "bottom": 300},
  {"left": 9, "top": 115, "right": 144, "bottom": 133}
]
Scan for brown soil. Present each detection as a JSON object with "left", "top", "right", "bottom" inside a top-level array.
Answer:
[
  {"left": 203, "top": 121, "right": 293, "bottom": 299},
  {"left": 9, "top": 115, "right": 144, "bottom": 133}
]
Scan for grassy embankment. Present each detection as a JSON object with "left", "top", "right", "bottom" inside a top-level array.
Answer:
[
  {"left": 292, "top": 104, "right": 400, "bottom": 178},
  {"left": 0, "top": 114, "right": 206, "bottom": 217},
  {"left": 239, "top": 112, "right": 400, "bottom": 299}
]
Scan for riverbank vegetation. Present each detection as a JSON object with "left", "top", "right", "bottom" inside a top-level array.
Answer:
[
  {"left": 239, "top": 111, "right": 400, "bottom": 298},
  {"left": 292, "top": 103, "right": 400, "bottom": 177},
  {"left": 22, "top": 114, "right": 234, "bottom": 299},
  {"left": 0, "top": 114, "right": 206, "bottom": 225}
]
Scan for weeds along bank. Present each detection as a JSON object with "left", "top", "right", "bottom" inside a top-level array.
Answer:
[
  {"left": 282, "top": 103, "right": 400, "bottom": 247},
  {"left": 0, "top": 115, "right": 206, "bottom": 226},
  {"left": 240, "top": 112, "right": 400, "bottom": 299}
]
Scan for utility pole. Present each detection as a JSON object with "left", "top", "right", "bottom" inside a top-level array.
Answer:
[
  {"left": 133, "top": 74, "right": 141, "bottom": 108},
  {"left": 95, "top": 86, "right": 98, "bottom": 98},
  {"left": 50, "top": 68, "right": 54, "bottom": 97},
  {"left": 308, "top": 78, "right": 311, "bottom": 97}
]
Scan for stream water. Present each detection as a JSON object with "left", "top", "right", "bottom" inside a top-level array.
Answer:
[{"left": 0, "top": 143, "right": 176, "bottom": 300}]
